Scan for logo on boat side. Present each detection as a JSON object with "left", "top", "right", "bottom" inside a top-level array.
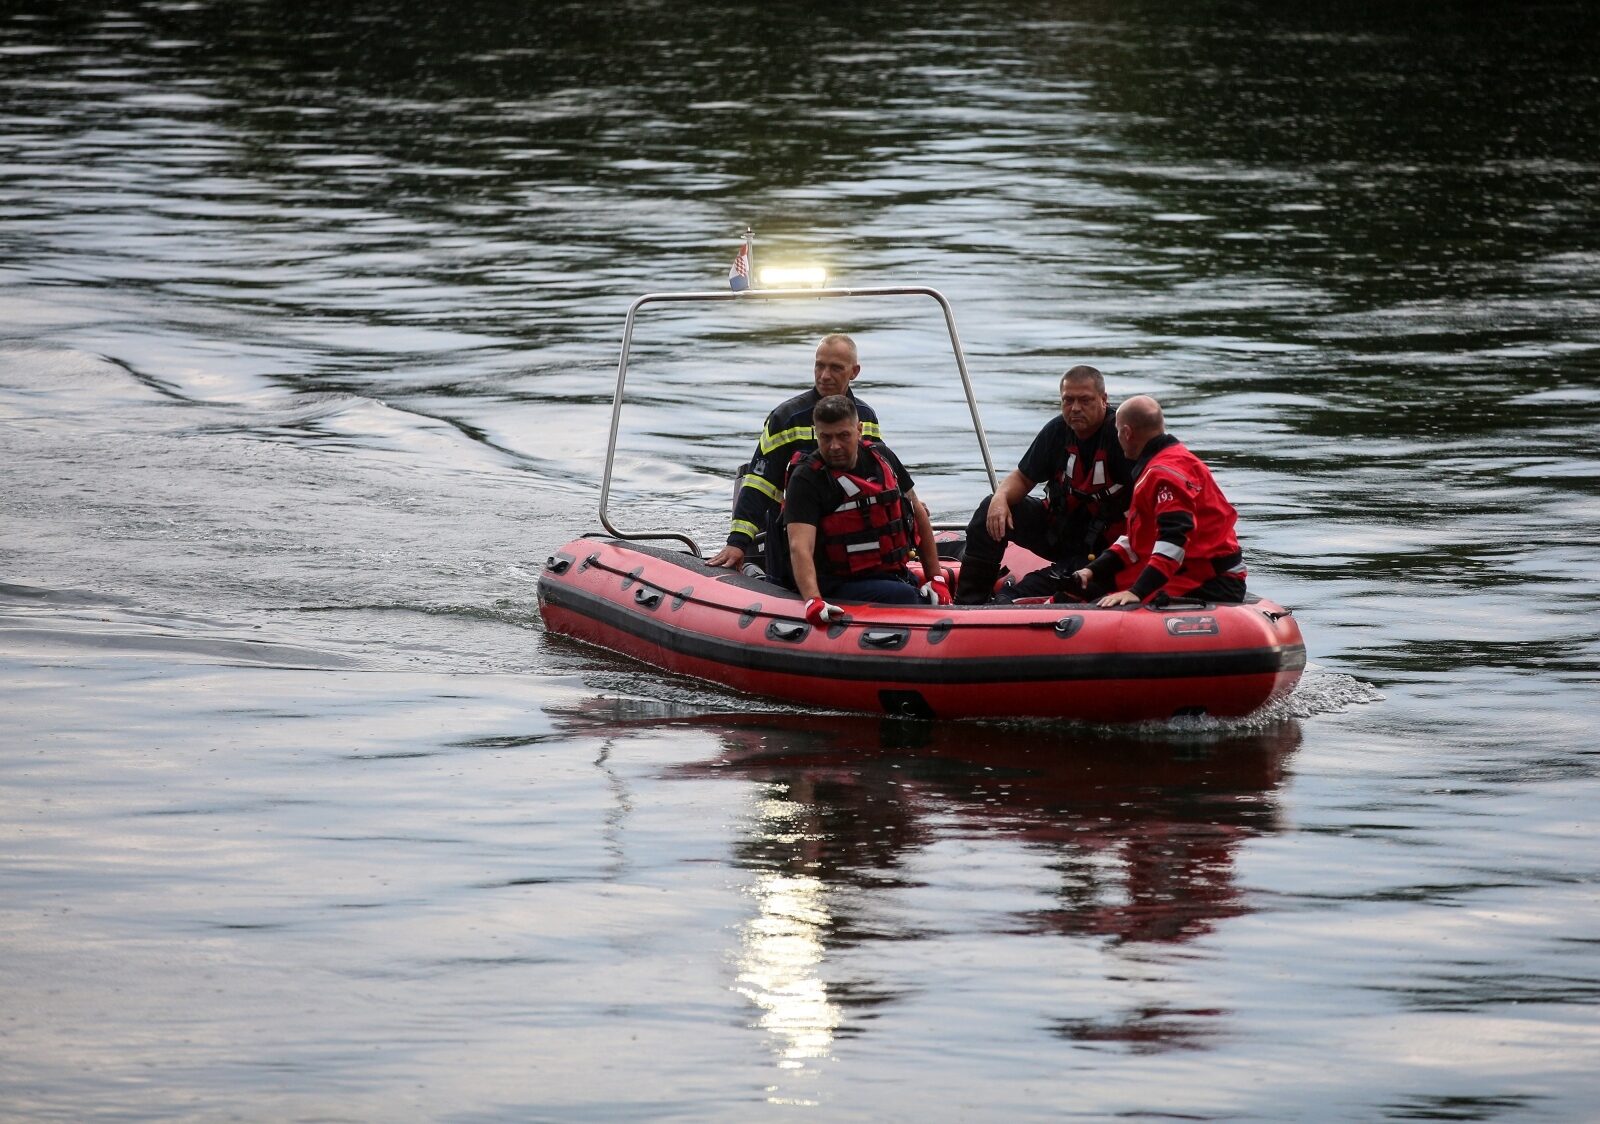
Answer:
[{"left": 1165, "top": 615, "right": 1218, "bottom": 636}]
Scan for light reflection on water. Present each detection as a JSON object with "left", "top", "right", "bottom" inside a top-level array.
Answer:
[{"left": 737, "top": 869, "right": 840, "bottom": 1074}]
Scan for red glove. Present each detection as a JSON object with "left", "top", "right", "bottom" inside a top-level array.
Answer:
[
  {"left": 804, "top": 597, "right": 843, "bottom": 626},
  {"left": 919, "top": 575, "right": 952, "bottom": 605}
]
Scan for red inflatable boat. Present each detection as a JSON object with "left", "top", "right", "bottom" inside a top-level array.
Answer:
[
  {"left": 540, "top": 537, "right": 1304, "bottom": 722},
  {"left": 538, "top": 263, "right": 1305, "bottom": 722}
]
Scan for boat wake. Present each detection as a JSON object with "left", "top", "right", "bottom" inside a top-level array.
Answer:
[
  {"left": 1107, "top": 664, "right": 1381, "bottom": 739},
  {"left": 1276, "top": 664, "right": 1384, "bottom": 719}
]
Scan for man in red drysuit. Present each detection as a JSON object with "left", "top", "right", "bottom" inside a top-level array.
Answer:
[{"left": 1071, "top": 395, "right": 1247, "bottom": 606}]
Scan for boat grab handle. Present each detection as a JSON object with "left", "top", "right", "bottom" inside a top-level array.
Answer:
[{"left": 859, "top": 628, "right": 910, "bottom": 650}]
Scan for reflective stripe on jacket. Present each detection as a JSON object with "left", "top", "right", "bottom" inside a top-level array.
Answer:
[{"left": 725, "top": 389, "right": 881, "bottom": 548}]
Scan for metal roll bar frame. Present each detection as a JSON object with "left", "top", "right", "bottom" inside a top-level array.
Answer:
[{"left": 599, "top": 285, "right": 1000, "bottom": 556}]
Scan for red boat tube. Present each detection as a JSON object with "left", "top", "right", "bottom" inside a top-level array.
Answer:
[{"left": 539, "top": 538, "right": 1305, "bottom": 723}]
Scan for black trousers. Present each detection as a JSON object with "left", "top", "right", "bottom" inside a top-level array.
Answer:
[
  {"left": 1053, "top": 565, "right": 1248, "bottom": 605},
  {"left": 1182, "top": 571, "right": 1247, "bottom": 604},
  {"left": 958, "top": 495, "right": 1091, "bottom": 602}
]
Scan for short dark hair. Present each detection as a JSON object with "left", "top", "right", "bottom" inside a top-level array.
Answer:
[
  {"left": 1060, "top": 364, "right": 1106, "bottom": 396},
  {"left": 813, "top": 394, "right": 858, "bottom": 425}
]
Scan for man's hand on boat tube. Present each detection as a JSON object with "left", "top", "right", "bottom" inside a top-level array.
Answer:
[
  {"left": 707, "top": 543, "right": 745, "bottom": 568},
  {"left": 804, "top": 597, "right": 843, "bottom": 626},
  {"left": 1097, "top": 590, "right": 1141, "bottom": 608},
  {"left": 920, "top": 575, "right": 952, "bottom": 605}
]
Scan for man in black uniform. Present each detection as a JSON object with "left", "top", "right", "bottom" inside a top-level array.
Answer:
[
  {"left": 953, "top": 364, "right": 1133, "bottom": 604},
  {"left": 707, "top": 334, "right": 881, "bottom": 573},
  {"left": 786, "top": 395, "right": 948, "bottom": 621}
]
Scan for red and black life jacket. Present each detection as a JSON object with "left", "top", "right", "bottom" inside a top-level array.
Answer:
[
  {"left": 790, "top": 442, "right": 911, "bottom": 578},
  {"left": 1046, "top": 434, "right": 1123, "bottom": 523},
  {"left": 1044, "top": 426, "right": 1126, "bottom": 550}
]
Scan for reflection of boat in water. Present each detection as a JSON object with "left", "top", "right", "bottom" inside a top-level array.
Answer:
[
  {"left": 672, "top": 713, "right": 1301, "bottom": 941},
  {"left": 553, "top": 702, "right": 1300, "bottom": 946},
  {"left": 690, "top": 711, "right": 1297, "bottom": 783},
  {"left": 540, "top": 264, "right": 1305, "bottom": 722},
  {"left": 551, "top": 699, "right": 1298, "bottom": 1060}
]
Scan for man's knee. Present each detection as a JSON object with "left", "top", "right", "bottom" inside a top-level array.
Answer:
[
  {"left": 960, "top": 494, "right": 1006, "bottom": 565},
  {"left": 964, "top": 493, "right": 999, "bottom": 535},
  {"left": 1199, "top": 574, "right": 1247, "bottom": 603}
]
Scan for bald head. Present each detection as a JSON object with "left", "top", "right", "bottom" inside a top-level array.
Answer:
[{"left": 1114, "top": 395, "right": 1165, "bottom": 458}]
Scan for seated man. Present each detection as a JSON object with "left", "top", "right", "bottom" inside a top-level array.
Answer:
[
  {"left": 707, "top": 334, "right": 881, "bottom": 574},
  {"left": 954, "top": 364, "right": 1132, "bottom": 604},
  {"left": 1071, "top": 395, "right": 1247, "bottom": 605},
  {"left": 784, "top": 395, "right": 949, "bottom": 621}
]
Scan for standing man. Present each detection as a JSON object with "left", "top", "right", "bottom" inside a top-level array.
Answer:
[
  {"left": 785, "top": 395, "right": 948, "bottom": 620},
  {"left": 953, "top": 365, "right": 1132, "bottom": 604},
  {"left": 1072, "top": 395, "right": 1247, "bottom": 606},
  {"left": 707, "top": 334, "right": 881, "bottom": 573}
]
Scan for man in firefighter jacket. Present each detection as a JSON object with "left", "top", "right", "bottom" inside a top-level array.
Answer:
[
  {"left": 707, "top": 334, "right": 883, "bottom": 572},
  {"left": 784, "top": 395, "right": 949, "bottom": 622},
  {"left": 1071, "top": 395, "right": 1247, "bottom": 606},
  {"left": 953, "top": 365, "right": 1133, "bottom": 604}
]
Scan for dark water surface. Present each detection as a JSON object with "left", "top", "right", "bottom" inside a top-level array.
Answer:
[{"left": 3, "top": 2, "right": 1599, "bottom": 1119}]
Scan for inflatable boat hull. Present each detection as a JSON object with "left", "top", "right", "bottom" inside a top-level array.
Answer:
[{"left": 539, "top": 539, "right": 1305, "bottom": 723}]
